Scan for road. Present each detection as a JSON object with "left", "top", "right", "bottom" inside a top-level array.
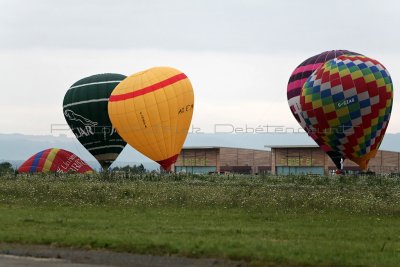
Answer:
[
  {"left": 0, "top": 254, "right": 115, "bottom": 267},
  {"left": 0, "top": 243, "right": 244, "bottom": 267}
]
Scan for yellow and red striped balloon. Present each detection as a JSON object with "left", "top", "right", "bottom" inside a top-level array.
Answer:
[{"left": 108, "top": 67, "right": 194, "bottom": 171}]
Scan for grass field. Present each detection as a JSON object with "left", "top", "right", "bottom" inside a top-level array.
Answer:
[{"left": 0, "top": 173, "right": 399, "bottom": 266}]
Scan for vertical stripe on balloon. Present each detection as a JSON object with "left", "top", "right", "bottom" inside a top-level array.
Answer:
[
  {"left": 30, "top": 150, "right": 45, "bottom": 172},
  {"left": 44, "top": 148, "right": 60, "bottom": 172}
]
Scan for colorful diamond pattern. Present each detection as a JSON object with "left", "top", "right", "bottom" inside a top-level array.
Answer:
[{"left": 299, "top": 55, "right": 393, "bottom": 169}]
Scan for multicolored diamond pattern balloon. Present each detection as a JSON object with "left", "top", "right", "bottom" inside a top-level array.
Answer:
[
  {"left": 287, "top": 50, "right": 360, "bottom": 169},
  {"left": 299, "top": 55, "right": 393, "bottom": 170}
]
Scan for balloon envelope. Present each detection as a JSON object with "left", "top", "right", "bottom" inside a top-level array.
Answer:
[
  {"left": 63, "top": 73, "right": 127, "bottom": 169},
  {"left": 287, "top": 50, "right": 360, "bottom": 169},
  {"left": 108, "top": 66, "right": 194, "bottom": 171},
  {"left": 288, "top": 50, "right": 360, "bottom": 122},
  {"left": 18, "top": 148, "right": 93, "bottom": 173},
  {"left": 299, "top": 54, "right": 393, "bottom": 170}
]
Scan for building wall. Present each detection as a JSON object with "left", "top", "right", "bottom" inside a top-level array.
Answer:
[
  {"left": 174, "top": 148, "right": 271, "bottom": 174},
  {"left": 368, "top": 151, "right": 400, "bottom": 173},
  {"left": 273, "top": 147, "right": 400, "bottom": 175},
  {"left": 219, "top": 147, "right": 238, "bottom": 167},
  {"left": 254, "top": 150, "right": 271, "bottom": 173},
  {"left": 271, "top": 147, "right": 325, "bottom": 175},
  {"left": 219, "top": 148, "right": 270, "bottom": 174},
  {"left": 175, "top": 149, "right": 219, "bottom": 166},
  {"left": 175, "top": 147, "right": 400, "bottom": 175},
  {"left": 173, "top": 148, "right": 219, "bottom": 174}
]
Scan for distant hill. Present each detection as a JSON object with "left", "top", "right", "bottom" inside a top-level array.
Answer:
[{"left": 1, "top": 132, "right": 399, "bottom": 170}]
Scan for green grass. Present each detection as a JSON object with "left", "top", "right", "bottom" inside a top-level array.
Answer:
[{"left": 0, "top": 173, "right": 400, "bottom": 266}]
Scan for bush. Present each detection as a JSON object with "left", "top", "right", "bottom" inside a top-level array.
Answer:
[{"left": 0, "top": 162, "right": 14, "bottom": 175}]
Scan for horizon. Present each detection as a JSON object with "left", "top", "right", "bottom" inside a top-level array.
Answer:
[{"left": 2, "top": 132, "right": 400, "bottom": 170}]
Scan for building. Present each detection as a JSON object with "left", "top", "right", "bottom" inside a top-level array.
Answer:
[
  {"left": 173, "top": 145, "right": 400, "bottom": 175},
  {"left": 268, "top": 145, "right": 400, "bottom": 175},
  {"left": 172, "top": 147, "right": 271, "bottom": 174}
]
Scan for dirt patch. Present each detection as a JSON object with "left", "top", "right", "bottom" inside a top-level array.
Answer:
[{"left": 0, "top": 243, "right": 246, "bottom": 267}]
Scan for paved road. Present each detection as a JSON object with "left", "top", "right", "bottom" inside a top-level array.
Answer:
[
  {"left": 0, "top": 254, "right": 116, "bottom": 267},
  {"left": 0, "top": 243, "right": 245, "bottom": 267}
]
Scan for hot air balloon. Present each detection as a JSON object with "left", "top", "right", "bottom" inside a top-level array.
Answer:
[
  {"left": 108, "top": 67, "right": 194, "bottom": 171},
  {"left": 287, "top": 50, "right": 360, "bottom": 170},
  {"left": 63, "top": 73, "right": 127, "bottom": 170},
  {"left": 18, "top": 148, "right": 93, "bottom": 173},
  {"left": 299, "top": 54, "right": 393, "bottom": 171}
]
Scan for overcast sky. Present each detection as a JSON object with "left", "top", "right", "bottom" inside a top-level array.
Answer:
[{"left": 1, "top": 0, "right": 400, "bottom": 135}]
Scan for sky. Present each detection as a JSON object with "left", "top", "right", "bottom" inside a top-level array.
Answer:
[{"left": 1, "top": 0, "right": 400, "bottom": 136}]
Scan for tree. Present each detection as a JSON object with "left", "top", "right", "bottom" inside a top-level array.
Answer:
[
  {"left": 0, "top": 162, "right": 14, "bottom": 174},
  {"left": 112, "top": 164, "right": 147, "bottom": 174}
]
